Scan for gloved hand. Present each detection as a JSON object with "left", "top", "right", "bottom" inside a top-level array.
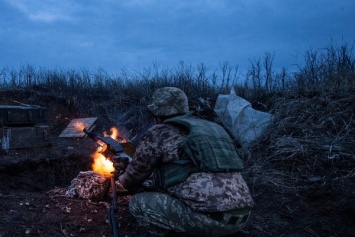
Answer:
[
  {"left": 116, "top": 174, "right": 127, "bottom": 193},
  {"left": 115, "top": 176, "right": 131, "bottom": 204},
  {"left": 116, "top": 181, "right": 127, "bottom": 192},
  {"left": 112, "top": 152, "right": 132, "bottom": 175}
]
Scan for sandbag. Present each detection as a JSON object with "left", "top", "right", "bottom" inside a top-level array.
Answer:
[
  {"left": 65, "top": 171, "right": 110, "bottom": 201},
  {"left": 214, "top": 88, "right": 273, "bottom": 148}
]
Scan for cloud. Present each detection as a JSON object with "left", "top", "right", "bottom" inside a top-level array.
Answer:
[
  {"left": 28, "top": 12, "right": 71, "bottom": 23},
  {"left": 1, "top": 0, "right": 354, "bottom": 75},
  {"left": 5, "top": 0, "right": 74, "bottom": 23}
]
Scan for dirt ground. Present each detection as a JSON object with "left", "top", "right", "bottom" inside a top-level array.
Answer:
[
  {"left": 0, "top": 136, "right": 145, "bottom": 237},
  {"left": 0, "top": 90, "right": 354, "bottom": 237}
]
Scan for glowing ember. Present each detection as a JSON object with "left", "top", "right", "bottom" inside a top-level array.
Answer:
[{"left": 74, "top": 122, "right": 85, "bottom": 132}]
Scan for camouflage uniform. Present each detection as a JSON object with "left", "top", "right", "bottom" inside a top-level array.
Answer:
[{"left": 120, "top": 87, "right": 254, "bottom": 236}]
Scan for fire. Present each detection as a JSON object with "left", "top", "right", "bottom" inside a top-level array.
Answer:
[
  {"left": 91, "top": 127, "right": 125, "bottom": 176},
  {"left": 92, "top": 148, "right": 114, "bottom": 177},
  {"left": 104, "top": 127, "right": 127, "bottom": 143}
]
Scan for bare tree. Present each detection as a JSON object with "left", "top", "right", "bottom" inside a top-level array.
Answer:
[{"left": 263, "top": 52, "right": 274, "bottom": 91}]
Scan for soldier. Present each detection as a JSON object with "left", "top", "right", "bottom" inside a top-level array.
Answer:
[{"left": 118, "top": 87, "right": 254, "bottom": 237}]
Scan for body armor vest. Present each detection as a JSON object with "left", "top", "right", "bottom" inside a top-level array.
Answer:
[{"left": 153, "top": 113, "right": 244, "bottom": 189}]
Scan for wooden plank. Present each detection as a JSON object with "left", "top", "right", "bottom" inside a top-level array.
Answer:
[{"left": 58, "top": 117, "right": 97, "bottom": 138}]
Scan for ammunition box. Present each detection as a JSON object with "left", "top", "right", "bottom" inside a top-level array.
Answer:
[
  {"left": 1, "top": 125, "right": 51, "bottom": 151},
  {"left": 0, "top": 105, "right": 47, "bottom": 126}
]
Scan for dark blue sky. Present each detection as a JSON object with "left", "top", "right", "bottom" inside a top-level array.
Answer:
[{"left": 1, "top": 0, "right": 354, "bottom": 76}]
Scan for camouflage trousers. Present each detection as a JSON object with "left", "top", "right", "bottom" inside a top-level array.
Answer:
[{"left": 129, "top": 192, "right": 250, "bottom": 237}]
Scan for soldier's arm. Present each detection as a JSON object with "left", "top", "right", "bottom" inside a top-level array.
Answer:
[{"left": 119, "top": 127, "right": 162, "bottom": 190}]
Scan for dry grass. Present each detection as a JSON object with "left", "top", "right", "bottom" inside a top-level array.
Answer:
[
  {"left": 1, "top": 43, "right": 354, "bottom": 195},
  {"left": 241, "top": 89, "right": 355, "bottom": 194}
]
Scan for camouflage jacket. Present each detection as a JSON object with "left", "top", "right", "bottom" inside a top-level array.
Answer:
[{"left": 121, "top": 122, "right": 254, "bottom": 212}]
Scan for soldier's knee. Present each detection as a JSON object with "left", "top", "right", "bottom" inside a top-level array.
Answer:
[{"left": 129, "top": 192, "right": 162, "bottom": 216}]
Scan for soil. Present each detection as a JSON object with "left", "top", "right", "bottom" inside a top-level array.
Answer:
[
  {"left": 0, "top": 89, "right": 354, "bottom": 237},
  {"left": 0, "top": 137, "right": 143, "bottom": 237}
]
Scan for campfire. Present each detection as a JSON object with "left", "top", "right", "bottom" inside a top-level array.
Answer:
[
  {"left": 61, "top": 118, "right": 134, "bottom": 201},
  {"left": 73, "top": 122, "right": 127, "bottom": 177},
  {"left": 91, "top": 127, "right": 127, "bottom": 176}
]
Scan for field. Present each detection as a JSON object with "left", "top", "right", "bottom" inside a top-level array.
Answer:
[
  {"left": 0, "top": 86, "right": 354, "bottom": 237},
  {"left": 0, "top": 44, "right": 354, "bottom": 236}
]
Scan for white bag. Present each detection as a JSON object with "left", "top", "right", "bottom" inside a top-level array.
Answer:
[{"left": 214, "top": 88, "right": 273, "bottom": 148}]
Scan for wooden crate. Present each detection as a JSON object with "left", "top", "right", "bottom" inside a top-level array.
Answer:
[
  {"left": 1, "top": 125, "right": 51, "bottom": 151},
  {"left": 0, "top": 105, "right": 47, "bottom": 126}
]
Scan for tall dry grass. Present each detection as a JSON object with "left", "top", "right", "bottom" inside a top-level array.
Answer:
[{"left": 0, "top": 43, "right": 354, "bottom": 181}]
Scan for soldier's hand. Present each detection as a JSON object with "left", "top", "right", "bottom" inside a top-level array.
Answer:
[
  {"left": 114, "top": 177, "right": 131, "bottom": 204},
  {"left": 117, "top": 174, "right": 128, "bottom": 192}
]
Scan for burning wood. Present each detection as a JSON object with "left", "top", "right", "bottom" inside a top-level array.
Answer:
[
  {"left": 89, "top": 127, "right": 128, "bottom": 177},
  {"left": 60, "top": 119, "right": 135, "bottom": 209},
  {"left": 64, "top": 125, "right": 134, "bottom": 199}
]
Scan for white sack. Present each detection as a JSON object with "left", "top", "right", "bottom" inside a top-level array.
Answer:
[{"left": 214, "top": 88, "right": 273, "bottom": 148}]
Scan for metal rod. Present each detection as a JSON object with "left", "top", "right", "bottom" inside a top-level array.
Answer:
[{"left": 109, "top": 175, "right": 119, "bottom": 237}]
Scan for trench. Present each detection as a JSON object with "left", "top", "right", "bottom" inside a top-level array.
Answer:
[{"left": 0, "top": 154, "right": 93, "bottom": 192}]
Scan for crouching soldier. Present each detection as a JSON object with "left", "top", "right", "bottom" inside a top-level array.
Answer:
[{"left": 119, "top": 87, "right": 254, "bottom": 237}]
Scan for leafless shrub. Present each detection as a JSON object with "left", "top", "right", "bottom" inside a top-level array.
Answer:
[{"left": 294, "top": 42, "right": 355, "bottom": 94}]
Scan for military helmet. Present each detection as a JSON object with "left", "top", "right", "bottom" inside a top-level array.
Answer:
[{"left": 147, "top": 87, "right": 189, "bottom": 116}]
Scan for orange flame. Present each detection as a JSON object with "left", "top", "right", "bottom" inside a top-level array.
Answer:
[
  {"left": 104, "top": 127, "right": 127, "bottom": 142},
  {"left": 91, "top": 127, "right": 126, "bottom": 176},
  {"left": 92, "top": 146, "right": 115, "bottom": 177}
]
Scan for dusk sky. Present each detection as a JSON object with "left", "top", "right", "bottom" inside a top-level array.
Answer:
[{"left": 1, "top": 0, "right": 354, "bottom": 76}]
